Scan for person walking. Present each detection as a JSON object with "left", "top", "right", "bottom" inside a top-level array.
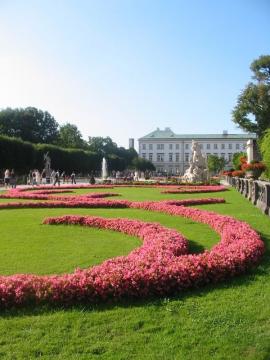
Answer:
[
  {"left": 35, "top": 170, "right": 41, "bottom": 186},
  {"left": 32, "top": 170, "right": 37, "bottom": 186},
  {"left": 10, "top": 169, "right": 16, "bottom": 188},
  {"left": 4, "top": 169, "right": 10, "bottom": 189},
  {"left": 51, "top": 170, "right": 56, "bottom": 185},
  {"left": 61, "top": 171, "right": 66, "bottom": 184},
  {"left": 53, "top": 170, "right": 61, "bottom": 186},
  {"left": 71, "top": 171, "right": 76, "bottom": 184}
]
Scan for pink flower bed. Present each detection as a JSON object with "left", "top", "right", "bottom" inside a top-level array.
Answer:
[
  {"left": 0, "top": 197, "right": 225, "bottom": 210},
  {"left": 0, "top": 193, "right": 265, "bottom": 308},
  {"left": 0, "top": 188, "right": 120, "bottom": 201},
  {"left": 161, "top": 185, "right": 227, "bottom": 194}
]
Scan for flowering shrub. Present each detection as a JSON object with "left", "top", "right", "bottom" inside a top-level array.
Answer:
[
  {"left": 231, "top": 170, "right": 245, "bottom": 177},
  {"left": 222, "top": 171, "right": 233, "bottom": 177},
  {"left": 0, "top": 190, "right": 265, "bottom": 308},
  {"left": 241, "top": 162, "right": 266, "bottom": 171}
]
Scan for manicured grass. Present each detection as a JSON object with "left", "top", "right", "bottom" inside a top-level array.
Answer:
[{"left": 0, "top": 187, "right": 270, "bottom": 359}]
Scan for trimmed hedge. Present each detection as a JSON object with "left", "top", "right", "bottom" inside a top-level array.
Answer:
[{"left": 0, "top": 136, "right": 121, "bottom": 174}]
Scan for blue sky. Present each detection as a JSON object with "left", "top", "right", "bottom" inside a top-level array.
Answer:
[{"left": 0, "top": 0, "right": 269, "bottom": 148}]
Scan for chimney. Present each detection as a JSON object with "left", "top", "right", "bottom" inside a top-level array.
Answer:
[
  {"left": 222, "top": 130, "right": 228, "bottom": 136},
  {"left": 129, "top": 138, "right": 134, "bottom": 149}
]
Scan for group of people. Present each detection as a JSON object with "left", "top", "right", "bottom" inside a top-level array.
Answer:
[
  {"left": 3, "top": 169, "right": 17, "bottom": 188},
  {"left": 27, "top": 170, "right": 77, "bottom": 186}
]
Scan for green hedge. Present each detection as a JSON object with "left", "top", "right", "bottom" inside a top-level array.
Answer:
[
  {"left": 260, "top": 129, "right": 270, "bottom": 179},
  {"left": 0, "top": 136, "right": 118, "bottom": 174}
]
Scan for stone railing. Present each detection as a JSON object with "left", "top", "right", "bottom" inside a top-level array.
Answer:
[{"left": 225, "top": 176, "right": 270, "bottom": 216}]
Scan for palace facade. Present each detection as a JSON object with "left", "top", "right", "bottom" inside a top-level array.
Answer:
[{"left": 138, "top": 127, "right": 256, "bottom": 174}]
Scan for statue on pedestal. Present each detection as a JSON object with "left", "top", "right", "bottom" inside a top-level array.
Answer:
[
  {"left": 43, "top": 152, "right": 52, "bottom": 183},
  {"left": 182, "top": 140, "right": 208, "bottom": 183}
]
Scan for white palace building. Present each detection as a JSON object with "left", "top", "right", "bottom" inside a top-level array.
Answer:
[{"left": 136, "top": 127, "right": 256, "bottom": 175}]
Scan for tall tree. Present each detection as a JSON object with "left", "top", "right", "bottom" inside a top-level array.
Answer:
[
  {"left": 88, "top": 136, "right": 118, "bottom": 155},
  {"left": 232, "top": 55, "right": 270, "bottom": 137},
  {"left": 132, "top": 157, "right": 155, "bottom": 172},
  {"left": 58, "top": 123, "right": 87, "bottom": 149},
  {"left": 207, "top": 155, "right": 225, "bottom": 174},
  {"left": 0, "top": 107, "right": 59, "bottom": 143}
]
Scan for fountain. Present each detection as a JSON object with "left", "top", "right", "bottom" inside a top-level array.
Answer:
[{"left": 102, "top": 157, "right": 108, "bottom": 181}]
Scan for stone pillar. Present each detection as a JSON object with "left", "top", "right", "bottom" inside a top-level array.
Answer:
[
  {"left": 250, "top": 181, "right": 259, "bottom": 205},
  {"left": 246, "top": 139, "right": 254, "bottom": 164},
  {"left": 242, "top": 179, "right": 249, "bottom": 198},
  {"left": 248, "top": 179, "right": 254, "bottom": 201},
  {"left": 256, "top": 182, "right": 270, "bottom": 215}
]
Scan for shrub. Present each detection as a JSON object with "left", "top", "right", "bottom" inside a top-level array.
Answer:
[
  {"left": 233, "top": 152, "right": 246, "bottom": 170},
  {"left": 260, "top": 129, "right": 270, "bottom": 179}
]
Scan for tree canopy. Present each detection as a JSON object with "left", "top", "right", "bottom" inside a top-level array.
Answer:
[
  {"left": 207, "top": 155, "right": 225, "bottom": 174},
  {"left": 58, "top": 123, "right": 87, "bottom": 149},
  {"left": 132, "top": 157, "right": 155, "bottom": 172},
  {"left": 0, "top": 107, "right": 59, "bottom": 144},
  {"left": 232, "top": 55, "right": 270, "bottom": 137}
]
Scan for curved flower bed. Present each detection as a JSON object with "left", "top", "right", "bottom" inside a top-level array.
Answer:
[
  {"left": 161, "top": 185, "right": 227, "bottom": 194},
  {"left": 0, "top": 189, "right": 120, "bottom": 201},
  {"left": 0, "top": 191, "right": 265, "bottom": 308},
  {"left": 0, "top": 197, "right": 225, "bottom": 210}
]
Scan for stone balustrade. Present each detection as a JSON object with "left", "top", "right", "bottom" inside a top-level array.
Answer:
[{"left": 225, "top": 176, "right": 270, "bottom": 216}]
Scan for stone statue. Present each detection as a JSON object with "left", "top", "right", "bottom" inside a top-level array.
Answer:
[
  {"left": 43, "top": 152, "right": 52, "bottom": 182},
  {"left": 182, "top": 140, "right": 208, "bottom": 183}
]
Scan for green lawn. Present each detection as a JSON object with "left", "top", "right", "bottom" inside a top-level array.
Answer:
[{"left": 0, "top": 187, "right": 269, "bottom": 359}]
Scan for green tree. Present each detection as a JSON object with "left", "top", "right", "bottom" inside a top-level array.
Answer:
[
  {"left": 88, "top": 136, "right": 137, "bottom": 170},
  {"left": 207, "top": 155, "right": 225, "bottom": 174},
  {"left": 232, "top": 152, "right": 246, "bottom": 170},
  {"left": 0, "top": 107, "right": 59, "bottom": 143},
  {"left": 58, "top": 123, "right": 87, "bottom": 149},
  {"left": 132, "top": 157, "right": 155, "bottom": 172},
  {"left": 259, "top": 129, "right": 270, "bottom": 179},
  {"left": 88, "top": 136, "right": 118, "bottom": 155},
  {"left": 232, "top": 55, "right": 270, "bottom": 137}
]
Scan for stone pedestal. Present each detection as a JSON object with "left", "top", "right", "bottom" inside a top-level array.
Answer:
[{"left": 256, "top": 182, "right": 270, "bottom": 215}]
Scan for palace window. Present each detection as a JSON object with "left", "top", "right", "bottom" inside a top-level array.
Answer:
[
  {"left": 236, "top": 143, "right": 240, "bottom": 150},
  {"left": 207, "top": 144, "right": 210, "bottom": 150},
  {"left": 169, "top": 153, "right": 173, "bottom": 162},
  {"left": 149, "top": 153, "right": 153, "bottom": 161},
  {"left": 142, "top": 144, "right": 146, "bottom": 150},
  {"left": 175, "top": 153, "right": 180, "bottom": 162},
  {"left": 176, "top": 144, "right": 180, "bottom": 150},
  {"left": 214, "top": 144, "right": 218, "bottom": 150},
  {"left": 221, "top": 144, "right": 225, "bottom": 149},
  {"left": 157, "top": 144, "right": 164, "bottom": 150},
  {"left": 228, "top": 143, "right": 232, "bottom": 150},
  {"left": 149, "top": 144, "right": 153, "bottom": 150},
  {"left": 142, "top": 153, "right": 146, "bottom": 159},
  {"left": 228, "top": 153, "right": 233, "bottom": 161},
  {"left": 185, "top": 143, "right": 189, "bottom": 150},
  {"left": 157, "top": 153, "right": 164, "bottom": 162},
  {"left": 169, "top": 144, "right": 173, "bottom": 150},
  {"left": 185, "top": 153, "right": 189, "bottom": 162}
]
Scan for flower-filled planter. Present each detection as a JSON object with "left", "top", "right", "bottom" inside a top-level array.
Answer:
[{"left": 242, "top": 162, "right": 266, "bottom": 179}]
